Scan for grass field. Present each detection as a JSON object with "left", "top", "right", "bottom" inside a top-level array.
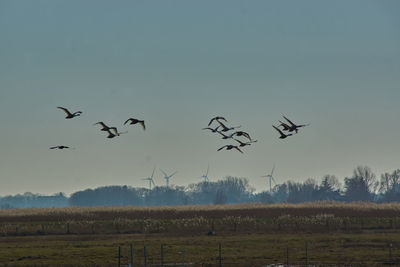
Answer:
[{"left": 0, "top": 202, "right": 399, "bottom": 266}]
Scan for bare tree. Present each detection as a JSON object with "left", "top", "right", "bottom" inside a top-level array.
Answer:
[
  {"left": 344, "top": 166, "right": 378, "bottom": 202},
  {"left": 379, "top": 169, "right": 400, "bottom": 202}
]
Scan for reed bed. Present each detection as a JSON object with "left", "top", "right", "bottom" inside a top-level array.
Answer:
[{"left": 0, "top": 202, "right": 400, "bottom": 236}]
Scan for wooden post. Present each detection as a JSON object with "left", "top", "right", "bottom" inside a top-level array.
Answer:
[
  {"left": 306, "top": 241, "right": 309, "bottom": 266},
  {"left": 390, "top": 243, "right": 393, "bottom": 265},
  {"left": 118, "top": 246, "right": 121, "bottom": 267},
  {"left": 286, "top": 246, "right": 289, "bottom": 267},
  {"left": 218, "top": 243, "right": 222, "bottom": 267},
  {"left": 161, "top": 244, "right": 164, "bottom": 266},
  {"left": 130, "top": 244, "right": 133, "bottom": 267},
  {"left": 182, "top": 247, "right": 185, "bottom": 267},
  {"left": 66, "top": 223, "right": 70, "bottom": 234},
  {"left": 144, "top": 245, "right": 147, "bottom": 267}
]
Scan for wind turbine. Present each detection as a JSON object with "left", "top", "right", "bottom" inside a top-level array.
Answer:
[
  {"left": 142, "top": 167, "right": 156, "bottom": 190},
  {"left": 200, "top": 164, "right": 210, "bottom": 182},
  {"left": 160, "top": 168, "right": 177, "bottom": 188},
  {"left": 261, "top": 165, "right": 276, "bottom": 193}
]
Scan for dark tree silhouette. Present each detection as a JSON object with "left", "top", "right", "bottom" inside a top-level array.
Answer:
[
  {"left": 379, "top": 169, "right": 400, "bottom": 202},
  {"left": 344, "top": 166, "right": 378, "bottom": 202}
]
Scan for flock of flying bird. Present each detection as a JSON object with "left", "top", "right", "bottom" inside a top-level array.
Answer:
[
  {"left": 202, "top": 115, "right": 309, "bottom": 153},
  {"left": 50, "top": 107, "right": 309, "bottom": 153},
  {"left": 203, "top": 116, "right": 257, "bottom": 154},
  {"left": 272, "top": 115, "right": 310, "bottom": 139},
  {"left": 50, "top": 107, "right": 309, "bottom": 188},
  {"left": 50, "top": 106, "right": 145, "bottom": 149}
]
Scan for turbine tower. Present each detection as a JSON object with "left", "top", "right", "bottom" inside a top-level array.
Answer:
[
  {"left": 200, "top": 164, "right": 210, "bottom": 182},
  {"left": 160, "top": 168, "right": 177, "bottom": 188},
  {"left": 261, "top": 165, "right": 276, "bottom": 193},
  {"left": 142, "top": 167, "right": 156, "bottom": 190}
]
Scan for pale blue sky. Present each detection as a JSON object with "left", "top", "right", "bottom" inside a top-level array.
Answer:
[{"left": 0, "top": 0, "right": 399, "bottom": 195}]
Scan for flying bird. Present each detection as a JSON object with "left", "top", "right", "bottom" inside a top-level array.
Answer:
[
  {"left": 208, "top": 116, "right": 227, "bottom": 126},
  {"left": 109, "top": 127, "right": 127, "bottom": 137},
  {"left": 282, "top": 115, "right": 310, "bottom": 133},
  {"left": 217, "top": 145, "right": 243, "bottom": 153},
  {"left": 278, "top": 120, "right": 292, "bottom": 132},
  {"left": 232, "top": 131, "right": 252, "bottom": 141},
  {"left": 124, "top": 118, "right": 145, "bottom": 130},
  {"left": 215, "top": 130, "right": 234, "bottom": 139},
  {"left": 93, "top": 121, "right": 111, "bottom": 131},
  {"left": 202, "top": 126, "right": 220, "bottom": 133},
  {"left": 234, "top": 138, "right": 258, "bottom": 147},
  {"left": 272, "top": 125, "right": 292, "bottom": 139},
  {"left": 104, "top": 128, "right": 127, "bottom": 138},
  {"left": 217, "top": 121, "right": 241, "bottom": 132},
  {"left": 57, "top": 107, "right": 82, "bottom": 119},
  {"left": 104, "top": 129, "right": 116, "bottom": 139},
  {"left": 50, "top": 145, "right": 73, "bottom": 150}
]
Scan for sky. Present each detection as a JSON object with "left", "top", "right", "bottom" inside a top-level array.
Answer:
[{"left": 0, "top": 0, "right": 399, "bottom": 196}]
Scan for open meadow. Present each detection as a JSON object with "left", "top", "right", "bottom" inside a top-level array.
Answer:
[{"left": 1, "top": 202, "right": 400, "bottom": 266}]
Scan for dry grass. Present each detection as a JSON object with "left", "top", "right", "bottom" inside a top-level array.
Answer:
[{"left": 1, "top": 202, "right": 400, "bottom": 222}]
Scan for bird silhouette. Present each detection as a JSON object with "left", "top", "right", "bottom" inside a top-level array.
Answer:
[
  {"left": 272, "top": 125, "right": 292, "bottom": 139},
  {"left": 217, "top": 145, "right": 243, "bottom": 153},
  {"left": 109, "top": 127, "right": 127, "bottom": 137},
  {"left": 282, "top": 115, "right": 310, "bottom": 133},
  {"left": 57, "top": 107, "right": 82, "bottom": 119},
  {"left": 50, "top": 145, "right": 73, "bottom": 150},
  {"left": 232, "top": 131, "right": 252, "bottom": 141},
  {"left": 124, "top": 118, "right": 145, "bottom": 130},
  {"left": 278, "top": 120, "right": 292, "bottom": 132},
  {"left": 215, "top": 130, "right": 234, "bottom": 139},
  {"left": 202, "top": 126, "right": 220, "bottom": 133},
  {"left": 104, "top": 129, "right": 117, "bottom": 138},
  {"left": 93, "top": 121, "right": 111, "bottom": 131},
  {"left": 217, "top": 121, "right": 241, "bottom": 132},
  {"left": 234, "top": 138, "right": 258, "bottom": 147},
  {"left": 208, "top": 116, "right": 227, "bottom": 126}
]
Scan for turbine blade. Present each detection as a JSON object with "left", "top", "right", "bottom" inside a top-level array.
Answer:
[
  {"left": 170, "top": 171, "right": 178, "bottom": 177},
  {"left": 159, "top": 168, "right": 167, "bottom": 177}
]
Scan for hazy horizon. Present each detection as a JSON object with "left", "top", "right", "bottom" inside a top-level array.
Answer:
[{"left": 1, "top": 0, "right": 399, "bottom": 196}]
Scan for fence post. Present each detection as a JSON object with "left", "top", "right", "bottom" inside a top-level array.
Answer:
[
  {"left": 305, "top": 241, "right": 308, "bottom": 267},
  {"left": 66, "top": 223, "right": 70, "bottom": 234},
  {"left": 286, "top": 246, "right": 289, "bottom": 267},
  {"left": 161, "top": 244, "right": 164, "bottom": 266},
  {"left": 219, "top": 243, "right": 222, "bottom": 267},
  {"left": 118, "top": 246, "right": 121, "bottom": 267},
  {"left": 390, "top": 243, "right": 393, "bottom": 265},
  {"left": 130, "top": 244, "right": 133, "bottom": 267},
  {"left": 144, "top": 245, "right": 147, "bottom": 267},
  {"left": 182, "top": 247, "right": 185, "bottom": 267}
]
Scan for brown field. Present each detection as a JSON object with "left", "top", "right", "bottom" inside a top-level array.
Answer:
[{"left": 0, "top": 202, "right": 399, "bottom": 266}]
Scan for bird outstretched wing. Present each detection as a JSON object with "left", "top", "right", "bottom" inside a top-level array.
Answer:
[
  {"left": 139, "top": 121, "right": 146, "bottom": 130},
  {"left": 234, "top": 146, "right": 244, "bottom": 153},
  {"left": 57, "top": 106, "right": 72, "bottom": 116},
  {"left": 217, "top": 145, "right": 228, "bottom": 151},
  {"left": 124, "top": 118, "right": 134, "bottom": 125}
]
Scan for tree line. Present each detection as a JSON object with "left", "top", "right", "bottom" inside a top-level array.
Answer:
[{"left": 1, "top": 166, "right": 399, "bottom": 209}]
